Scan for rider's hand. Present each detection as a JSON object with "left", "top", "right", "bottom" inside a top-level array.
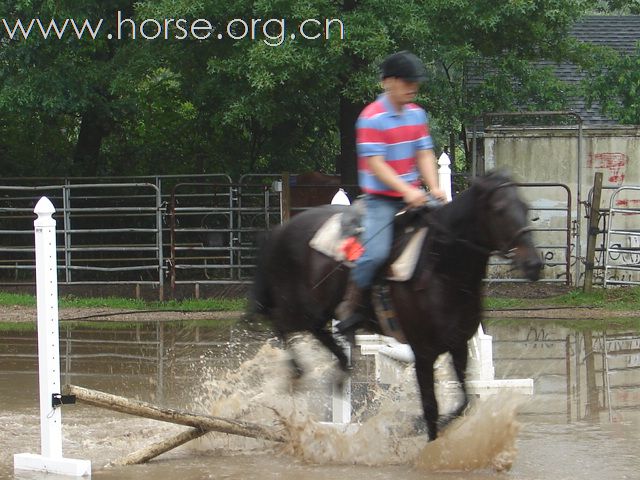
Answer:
[
  {"left": 403, "top": 187, "right": 428, "bottom": 208},
  {"left": 429, "top": 187, "right": 448, "bottom": 203}
]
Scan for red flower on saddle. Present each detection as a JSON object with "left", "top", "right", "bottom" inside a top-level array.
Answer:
[{"left": 340, "top": 236, "right": 364, "bottom": 262}]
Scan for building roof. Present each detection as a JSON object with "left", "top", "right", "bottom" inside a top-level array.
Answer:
[
  {"left": 571, "top": 15, "right": 640, "bottom": 55},
  {"left": 564, "top": 15, "right": 640, "bottom": 125},
  {"left": 469, "top": 15, "right": 640, "bottom": 129}
]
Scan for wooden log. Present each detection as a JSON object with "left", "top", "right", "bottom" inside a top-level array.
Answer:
[
  {"left": 584, "top": 172, "right": 603, "bottom": 292},
  {"left": 110, "top": 427, "right": 208, "bottom": 466},
  {"left": 63, "top": 384, "right": 287, "bottom": 443}
]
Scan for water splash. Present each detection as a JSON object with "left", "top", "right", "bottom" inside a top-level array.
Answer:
[
  {"left": 188, "top": 336, "right": 522, "bottom": 471},
  {"left": 414, "top": 394, "right": 522, "bottom": 472}
]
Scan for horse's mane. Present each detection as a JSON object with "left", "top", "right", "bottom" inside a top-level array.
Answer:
[{"left": 428, "top": 170, "right": 512, "bottom": 241}]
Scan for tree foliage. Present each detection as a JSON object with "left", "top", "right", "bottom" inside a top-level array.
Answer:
[
  {"left": 0, "top": 0, "right": 636, "bottom": 179},
  {"left": 583, "top": 45, "right": 640, "bottom": 124}
]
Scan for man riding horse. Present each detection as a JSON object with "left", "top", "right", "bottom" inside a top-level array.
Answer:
[{"left": 336, "top": 51, "right": 448, "bottom": 334}]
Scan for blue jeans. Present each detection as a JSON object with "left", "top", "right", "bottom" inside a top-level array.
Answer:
[{"left": 351, "top": 194, "right": 405, "bottom": 288}]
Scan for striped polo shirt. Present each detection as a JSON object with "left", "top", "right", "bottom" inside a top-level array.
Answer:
[{"left": 356, "top": 93, "right": 434, "bottom": 197}]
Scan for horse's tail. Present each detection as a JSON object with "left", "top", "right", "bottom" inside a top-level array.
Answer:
[{"left": 247, "top": 229, "right": 275, "bottom": 318}]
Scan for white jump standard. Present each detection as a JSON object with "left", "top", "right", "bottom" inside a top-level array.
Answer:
[{"left": 14, "top": 197, "right": 91, "bottom": 477}]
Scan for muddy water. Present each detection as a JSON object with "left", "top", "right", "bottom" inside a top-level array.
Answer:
[{"left": 1, "top": 319, "right": 639, "bottom": 480}]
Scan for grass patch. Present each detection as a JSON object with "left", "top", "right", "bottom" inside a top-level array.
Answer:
[
  {"left": 0, "top": 292, "right": 247, "bottom": 312},
  {"left": 485, "top": 286, "right": 640, "bottom": 311},
  {"left": 0, "top": 292, "right": 37, "bottom": 307},
  {"left": 149, "top": 297, "right": 246, "bottom": 312}
]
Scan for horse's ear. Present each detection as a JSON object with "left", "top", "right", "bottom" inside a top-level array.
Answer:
[
  {"left": 472, "top": 169, "right": 514, "bottom": 200},
  {"left": 484, "top": 168, "right": 513, "bottom": 182},
  {"left": 474, "top": 169, "right": 513, "bottom": 189}
]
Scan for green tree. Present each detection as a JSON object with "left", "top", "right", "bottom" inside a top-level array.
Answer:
[
  {"left": 3, "top": 0, "right": 629, "bottom": 180},
  {"left": 592, "top": 0, "right": 640, "bottom": 14},
  {"left": 583, "top": 45, "right": 640, "bottom": 124},
  {"left": 0, "top": 1, "right": 143, "bottom": 176}
]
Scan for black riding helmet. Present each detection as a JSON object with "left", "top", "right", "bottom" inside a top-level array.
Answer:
[{"left": 380, "top": 51, "right": 427, "bottom": 83}]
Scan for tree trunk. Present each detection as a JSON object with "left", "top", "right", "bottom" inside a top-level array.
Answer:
[
  {"left": 337, "top": 0, "right": 362, "bottom": 187},
  {"left": 73, "top": 110, "right": 108, "bottom": 176},
  {"left": 338, "top": 96, "right": 361, "bottom": 186}
]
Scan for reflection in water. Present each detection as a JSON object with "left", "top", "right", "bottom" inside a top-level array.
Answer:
[{"left": 1, "top": 319, "right": 639, "bottom": 480}]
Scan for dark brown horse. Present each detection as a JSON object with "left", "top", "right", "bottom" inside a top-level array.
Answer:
[{"left": 249, "top": 171, "right": 542, "bottom": 440}]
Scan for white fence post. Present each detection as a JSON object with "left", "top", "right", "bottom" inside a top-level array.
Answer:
[
  {"left": 438, "top": 152, "right": 453, "bottom": 201},
  {"left": 330, "top": 189, "right": 352, "bottom": 424},
  {"left": 14, "top": 197, "right": 91, "bottom": 477}
]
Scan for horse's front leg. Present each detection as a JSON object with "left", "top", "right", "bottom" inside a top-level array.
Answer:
[
  {"left": 450, "top": 343, "right": 470, "bottom": 417},
  {"left": 414, "top": 354, "right": 439, "bottom": 441}
]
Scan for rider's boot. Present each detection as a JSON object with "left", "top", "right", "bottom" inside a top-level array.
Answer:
[
  {"left": 335, "top": 280, "right": 364, "bottom": 320},
  {"left": 335, "top": 282, "right": 370, "bottom": 335}
]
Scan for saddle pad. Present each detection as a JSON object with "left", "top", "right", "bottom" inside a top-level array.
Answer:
[
  {"left": 387, "top": 227, "right": 428, "bottom": 281},
  {"left": 310, "top": 213, "right": 349, "bottom": 262}
]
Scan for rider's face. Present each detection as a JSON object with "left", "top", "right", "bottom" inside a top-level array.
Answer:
[{"left": 383, "top": 77, "right": 421, "bottom": 110}]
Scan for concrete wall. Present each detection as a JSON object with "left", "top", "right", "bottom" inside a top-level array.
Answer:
[{"left": 484, "top": 125, "right": 640, "bottom": 285}]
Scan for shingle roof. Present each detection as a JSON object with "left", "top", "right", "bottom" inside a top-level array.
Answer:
[
  {"left": 571, "top": 15, "right": 640, "bottom": 55},
  {"left": 564, "top": 15, "right": 640, "bottom": 125},
  {"left": 467, "top": 15, "right": 640, "bottom": 128}
]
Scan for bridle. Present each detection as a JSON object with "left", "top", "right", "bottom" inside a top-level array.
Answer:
[
  {"left": 483, "top": 182, "right": 534, "bottom": 258},
  {"left": 427, "top": 182, "right": 533, "bottom": 259},
  {"left": 491, "top": 225, "right": 535, "bottom": 258}
]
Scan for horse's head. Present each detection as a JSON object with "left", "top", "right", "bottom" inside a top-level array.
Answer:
[{"left": 474, "top": 171, "right": 543, "bottom": 281}]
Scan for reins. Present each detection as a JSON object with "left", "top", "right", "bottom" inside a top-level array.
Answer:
[{"left": 425, "top": 182, "right": 531, "bottom": 259}]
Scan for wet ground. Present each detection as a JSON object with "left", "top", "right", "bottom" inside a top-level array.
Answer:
[{"left": 1, "top": 317, "right": 639, "bottom": 480}]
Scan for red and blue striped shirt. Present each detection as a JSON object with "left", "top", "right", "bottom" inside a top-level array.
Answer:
[{"left": 356, "top": 93, "right": 433, "bottom": 197}]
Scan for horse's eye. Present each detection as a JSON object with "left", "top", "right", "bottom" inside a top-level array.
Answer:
[{"left": 492, "top": 201, "right": 508, "bottom": 213}]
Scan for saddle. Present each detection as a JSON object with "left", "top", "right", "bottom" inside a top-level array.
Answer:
[
  {"left": 310, "top": 201, "right": 429, "bottom": 281},
  {"left": 310, "top": 202, "right": 436, "bottom": 344},
  {"left": 309, "top": 199, "right": 366, "bottom": 265}
]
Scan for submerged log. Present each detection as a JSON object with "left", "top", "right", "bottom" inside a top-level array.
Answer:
[{"left": 63, "top": 385, "right": 287, "bottom": 443}]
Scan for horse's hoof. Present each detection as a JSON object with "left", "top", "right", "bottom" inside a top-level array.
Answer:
[
  {"left": 333, "top": 367, "right": 352, "bottom": 393},
  {"left": 289, "top": 359, "right": 304, "bottom": 380},
  {"left": 412, "top": 415, "right": 430, "bottom": 435},
  {"left": 436, "top": 413, "right": 459, "bottom": 431},
  {"left": 391, "top": 414, "right": 432, "bottom": 439}
]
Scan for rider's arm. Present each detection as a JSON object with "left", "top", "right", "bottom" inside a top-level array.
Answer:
[
  {"left": 366, "top": 155, "right": 426, "bottom": 208},
  {"left": 416, "top": 149, "right": 447, "bottom": 201}
]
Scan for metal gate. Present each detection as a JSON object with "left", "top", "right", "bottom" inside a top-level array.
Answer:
[
  {"left": 0, "top": 183, "right": 163, "bottom": 287},
  {"left": 486, "top": 183, "right": 572, "bottom": 284},
  {"left": 604, "top": 186, "right": 640, "bottom": 286},
  {"left": 167, "top": 175, "right": 282, "bottom": 290},
  {"left": 0, "top": 177, "right": 574, "bottom": 292}
]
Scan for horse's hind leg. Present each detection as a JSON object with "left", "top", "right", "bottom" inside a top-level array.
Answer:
[{"left": 278, "top": 332, "right": 304, "bottom": 380}]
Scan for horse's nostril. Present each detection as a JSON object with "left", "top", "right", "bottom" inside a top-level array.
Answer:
[{"left": 526, "top": 259, "right": 543, "bottom": 280}]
